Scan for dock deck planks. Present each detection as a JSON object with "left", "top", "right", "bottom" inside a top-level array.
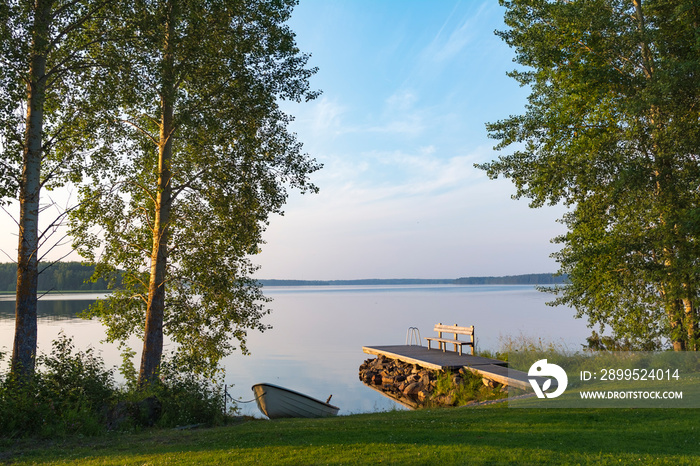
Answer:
[
  {"left": 466, "top": 364, "right": 532, "bottom": 391},
  {"left": 362, "top": 344, "right": 532, "bottom": 391},
  {"left": 362, "top": 345, "right": 506, "bottom": 370}
]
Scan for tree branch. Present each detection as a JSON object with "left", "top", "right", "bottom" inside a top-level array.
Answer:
[
  {"left": 171, "top": 167, "right": 209, "bottom": 199},
  {"left": 49, "top": 0, "right": 111, "bottom": 51},
  {"left": 116, "top": 118, "right": 160, "bottom": 146}
]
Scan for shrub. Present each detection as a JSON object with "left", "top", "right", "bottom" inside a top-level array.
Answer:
[
  {"left": 0, "top": 333, "right": 116, "bottom": 438},
  {"left": 430, "top": 369, "right": 506, "bottom": 407},
  {"left": 151, "top": 358, "right": 230, "bottom": 427},
  {"left": 0, "top": 334, "right": 237, "bottom": 438},
  {"left": 0, "top": 374, "right": 50, "bottom": 438},
  {"left": 39, "top": 333, "right": 116, "bottom": 414},
  {"left": 113, "top": 351, "right": 234, "bottom": 429}
]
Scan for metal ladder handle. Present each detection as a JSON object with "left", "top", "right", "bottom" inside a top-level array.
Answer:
[{"left": 405, "top": 326, "right": 422, "bottom": 346}]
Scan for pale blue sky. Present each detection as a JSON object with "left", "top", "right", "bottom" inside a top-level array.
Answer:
[
  {"left": 255, "top": 0, "right": 567, "bottom": 279},
  {"left": 0, "top": 0, "right": 567, "bottom": 280}
]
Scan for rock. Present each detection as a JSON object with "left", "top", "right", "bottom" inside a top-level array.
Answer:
[
  {"left": 105, "top": 401, "right": 131, "bottom": 431},
  {"left": 483, "top": 378, "right": 499, "bottom": 388},
  {"left": 360, "top": 357, "right": 478, "bottom": 407},
  {"left": 403, "top": 382, "right": 422, "bottom": 397},
  {"left": 432, "top": 393, "right": 454, "bottom": 406},
  {"left": 104, "top": 395, "right": 162, "bottom": 430},
  {"left": 382, "top": 375, "right": 395, "bottom": 385}
]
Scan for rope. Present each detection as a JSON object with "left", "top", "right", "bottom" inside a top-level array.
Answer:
[{"left": 230, "top": 391, "right": 266, "bottom": 404}]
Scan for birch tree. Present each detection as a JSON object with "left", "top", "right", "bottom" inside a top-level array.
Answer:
[
  {"left": 70, "top": 0, "right": 320, "bottom": 385},
  {"left": 0, "top": 0, "right": 107, "bottom": 379},
  {"left": 480, "top": 0, "right": 700, "bottom": 350}
]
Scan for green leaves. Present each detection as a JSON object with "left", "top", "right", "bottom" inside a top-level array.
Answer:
[
  {"left": 483, "top": 0, "right": 700, "bottom": 349},
  {"left": 69, "top": 0, "right": 320, "bottom": 379}
]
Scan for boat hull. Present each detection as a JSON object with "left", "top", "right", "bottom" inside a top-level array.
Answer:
[{"left": 252, "top": 383, "right": 340, "bottom": 419}]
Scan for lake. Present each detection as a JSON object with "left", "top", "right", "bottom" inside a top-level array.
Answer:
[{"left": 0, "top": 285, "right": 591, "bottom": 416}]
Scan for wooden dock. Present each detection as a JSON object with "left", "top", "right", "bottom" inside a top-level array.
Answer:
[{"left": 362, "top": 345, "right": 534, "bottom": 391}]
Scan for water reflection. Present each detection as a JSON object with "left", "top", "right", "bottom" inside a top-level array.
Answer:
[
  {"left": 0, "top": 295, "right": 98, "bottom": 321},
  {"left": 362, "top": 382, "right": 421, "bottom": 410},
  {"left": 0, "top": 286, "right": 591, "bottom": 416}
]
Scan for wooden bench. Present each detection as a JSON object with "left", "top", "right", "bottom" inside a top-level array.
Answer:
[{"left": 425, "top": 323, "right": 475, "bottom": 356}]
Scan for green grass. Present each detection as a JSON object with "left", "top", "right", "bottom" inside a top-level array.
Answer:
[{"left": 2, "top": 406, "right": 699, "bottom": 465}]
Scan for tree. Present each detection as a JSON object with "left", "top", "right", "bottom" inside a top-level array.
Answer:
[
  {"left": 70, "top": 0, "right": 320, "bottom": 385},
  {"left": 479, "top": 0, "right": 700, "bottom": 350},
  {"left": 0, "top": 0, "right": 108, "bottom": 379}
]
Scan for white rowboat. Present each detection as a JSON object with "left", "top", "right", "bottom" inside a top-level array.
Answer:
[{"left": 251, "top": 383, "right": 340, "bottom": 419}]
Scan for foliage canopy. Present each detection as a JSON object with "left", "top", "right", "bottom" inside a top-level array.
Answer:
[
  {"left": 1, "top": 0, "right": 110, "bottom": 378},
  {"left": 70, "top": 0, "right": 320, "bottom": 381},
  {"left": 479, "top": 0, "right": 700, "bottom": 350}
]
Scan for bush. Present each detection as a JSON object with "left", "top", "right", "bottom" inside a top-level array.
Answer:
[
  {"left": 0, "top": 333, "right": 115, "bottom": 438},
  {"left": 430, "top": 369, "right": 506, "bottom": 407},
  {"left": 40, "top": 334, "right": 116, "bottom": 415},
  {"left": 152, "top": 359, "right": 229, "bottom": 427},
  {"left": 116, "top": 350, "right": 233, "bottom": 428},
  {"left": 0, "top": 334, "right": 236, "bottom": 438}
]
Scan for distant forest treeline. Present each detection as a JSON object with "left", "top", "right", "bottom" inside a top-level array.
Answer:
[
  {"left": 0, "top": 262, "right": 566, "bottom": 292},
  {"left": 0, "top": 262, "right": 111, "bottom": 292},
  {"left": 452, "top": 273, "right": 568, "bottom": 285},
  {"left": 259, "top": 274, "right": 567, "bottom": 287}
]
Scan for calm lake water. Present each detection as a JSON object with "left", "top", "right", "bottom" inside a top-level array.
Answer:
[{"left": 0, "top": 285, "right": 591, "bottom": 416}]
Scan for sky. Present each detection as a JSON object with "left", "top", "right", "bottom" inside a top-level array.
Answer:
[
  {"left": 0, "top": 0, "right": 568, "bottom": 280},
  {"left": 253, "top": 0, "right": 568, "bottom": 279}
]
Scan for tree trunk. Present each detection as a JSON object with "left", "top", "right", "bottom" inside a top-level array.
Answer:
[
  {"left": 683, "top": 298, "right": 697, "bottom": 351},
  {"left": 665, "top": 299, "right": 685, "bottom": 352},
  {"left": 635, "top": 0, "right": 695, "bottom": 351},
  {"left": 138, "top": 0, "right": 176, "bottom": 387},
  {"left": 11, "top": 0, "right": 52, "bottom": 380}
]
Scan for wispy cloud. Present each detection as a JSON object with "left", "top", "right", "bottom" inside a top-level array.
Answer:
[
  {"left": 306, "top": 144, "right": 493, "bottom": 207},
  {"left": 424, "top": 2, "right": 490, "bottom": 64},
  {"left": 310, "top": 97, "right": 346, "bottom": 135},
  {"left": 256, "top": 144, "right": 566, "bottom": 279},
  {"left": 385, "top": 89, "right": 418, "bottom": 112},
  {"left": 364, "top": 88, "right": 427, "bottom": 136},
  {"left": 251, "top": 1, "right": 563, "bottom": 279}
]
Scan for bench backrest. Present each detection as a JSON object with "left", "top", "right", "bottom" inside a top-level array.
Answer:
[{"left": 434, "top": 323, "right": 474, "bottom": 337}]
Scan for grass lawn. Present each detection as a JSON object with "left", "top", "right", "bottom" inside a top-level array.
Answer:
[{"left": 2, "top": 405, "right": 699, "bottom": 465}]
